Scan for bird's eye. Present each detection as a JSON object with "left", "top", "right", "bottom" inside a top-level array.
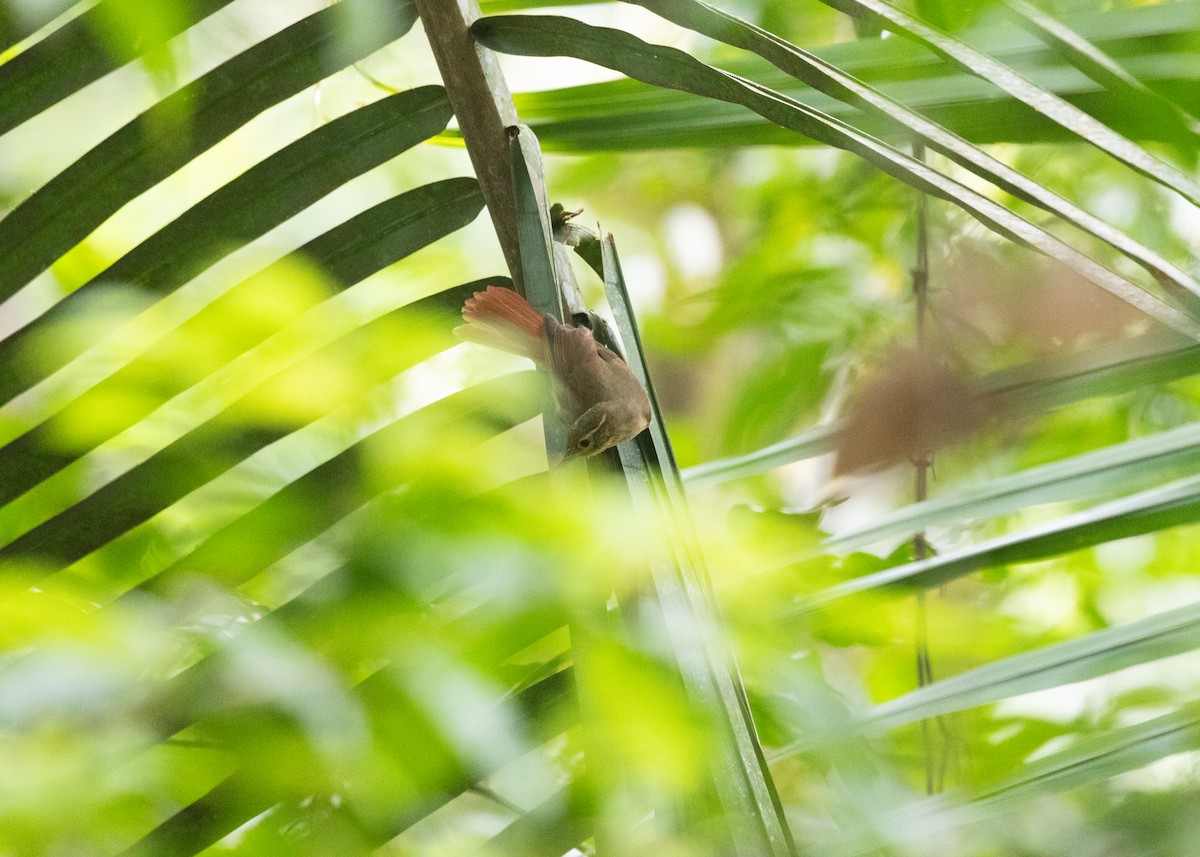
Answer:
[{"left": 579, "top": 437, "right": 592, "bottom": 449}]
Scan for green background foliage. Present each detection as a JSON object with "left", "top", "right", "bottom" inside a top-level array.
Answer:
[{"left": 1, "top": 0, "right": 1199, "bottom": 854}]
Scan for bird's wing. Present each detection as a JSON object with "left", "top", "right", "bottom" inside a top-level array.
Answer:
[
  {"left": 546, "top": 319, "right": 609, "bottom": 421},
  {"left": 595, "top": 343, "right": 628, "bottom": 364}
]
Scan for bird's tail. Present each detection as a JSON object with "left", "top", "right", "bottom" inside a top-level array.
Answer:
[{"left": 454, "top": 285, "right": 549, "bottom": 363}]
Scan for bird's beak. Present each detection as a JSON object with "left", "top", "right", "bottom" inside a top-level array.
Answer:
[{"left": 554, "top": 447, "right": 579, "bottom": 468}]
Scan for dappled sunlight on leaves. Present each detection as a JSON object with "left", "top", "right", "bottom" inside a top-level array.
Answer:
[{"left": 2, "top": 0, "right": 1200, "bottom": 852}]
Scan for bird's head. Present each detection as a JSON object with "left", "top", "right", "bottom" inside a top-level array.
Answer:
[{"left": 561, "top": 402, "right": 650, "bottom": 462}]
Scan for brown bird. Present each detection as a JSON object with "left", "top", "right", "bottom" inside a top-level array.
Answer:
[{"left": 455, "top": 286, "right": 651, "bottom": 460}]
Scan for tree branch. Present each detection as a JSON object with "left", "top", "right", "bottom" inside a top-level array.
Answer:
[{"left": 413, "top": 0, "right": 525, "bottom": 290}]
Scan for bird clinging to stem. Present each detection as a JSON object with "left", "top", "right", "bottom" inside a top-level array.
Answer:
[{"left": 455, "top": 286, "right": 651, "bottom": 460}]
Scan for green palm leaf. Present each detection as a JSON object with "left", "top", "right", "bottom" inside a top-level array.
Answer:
[
  {"left": 502, "top": 2, "right": 1200, "bottom": 152},
  {"left": 0, "top": 85, "right": 454, "bottom": 403},
  {"left": 627, "top": 0, "right": 1200, "bottom": 306},
  {"left": 822, "top": 0, "right": 1200, "bottom": 204},
  {"left": 473, "top": 13, "right": 1200, "bottom": 336},
  {"left": 0, "top": 0, "right": 419, "bottom": 301},
  {"left": 804, "top": 472, "right": 1200, "bottom": 605},
  {"left": 0, "top": 0, "right": 237, "bottom": 132}
]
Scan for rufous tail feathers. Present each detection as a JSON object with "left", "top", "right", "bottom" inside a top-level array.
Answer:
[{"left": 454, "top": 286, "right": 548, "bottom": 363}]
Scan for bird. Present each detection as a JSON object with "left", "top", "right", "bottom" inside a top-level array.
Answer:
[{"left": 454, "top": 285, "right": 651, "bottom": 460}]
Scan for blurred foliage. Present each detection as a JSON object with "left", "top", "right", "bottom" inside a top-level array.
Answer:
[{"left": 1, "top": 0, "right": 1200, "bottom": 855}]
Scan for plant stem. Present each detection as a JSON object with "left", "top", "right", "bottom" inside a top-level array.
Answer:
[
  {"left": 412, "top": 0, "right": 525, "bottom": 290},
  {"left": 912, "top": 139, "right": 939, "bottom": 796}
]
